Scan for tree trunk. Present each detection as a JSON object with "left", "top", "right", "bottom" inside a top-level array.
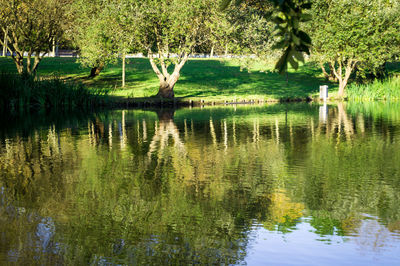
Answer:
[
  {"left": 16, "top": 61, "right": 24, "bottom": 74},
  {"left": 31, "top": 54, "right": 41, "bottom": 75},
  {"left": 157, "top": 70, "right": 180, "bottom": 99},
  {"left": 224, "top": 43, "right": 228, "bottom": 57},
  {"left": 320, "top": 62, "right": 330, "bottom": 80},
  {"left": 2, "top": 28, "right": 7, "bottom": 57},
  {"left": 15, "top": 53, "right": 24, "bottom": 74},
  {"left": 331, "top": 59, "right": 356, "bottom": 99},
  {"left": 338, "top": 79, "right": 346, "bottom": 98},
  {"left": 157, "top": 79, "right": 175, "bottom": 99},
  {"left": 210, "top": 46, "right": 214, "bottom": 58},
  {"left": 122, "top": 53, "right": 126, "bottom": 88},
  {"left": 25, "top": 52, "right": 42, "bottom": 76},
  {"left": 148, "top": 48, "right": 188, "bottom": 99},
  {"left": 27, "top": 53, "right": 32, "bottom": 75},
  {"left": 321, "top": 62, "right": 338, "bottom": 81},
  {"left": 51, "top": 39, "right": 56, "bottom": 57},
  {"left": 89, "top": 63, "right": 104, "bottom": 78},
  {"left": 328, "top": 62, "right": 337, "bottom": 81}
]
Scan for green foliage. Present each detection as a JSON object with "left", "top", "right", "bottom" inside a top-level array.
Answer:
[
  {"left": 271, "top": 0, "right": 312, "bottom": 73},
  {"left": 227, "top": 3, "right": 280, "bottom": 69},
  {"left": 311, "top": 0, "right": 400, "bottom": 69},
  {"left": 203, "top": 5, "right": 236, "bottom": 55},
  {"left": 133, "top": 0, "right": 215, "bottom": 59},
  {"left": 0, "top": 72, "right": 108, "bottom": 112},
  {"left": 220, "top": 0, "right": 312, "bottom": 74}
]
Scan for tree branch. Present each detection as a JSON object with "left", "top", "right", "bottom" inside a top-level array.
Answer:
[
  {"left": 330, "top": 60, "right": 342, "bottom": 82},
  {"left": 148, "top": 48, "right": 164, "bottom": 81},
  {"left": 173, "top": 52, "right": 189, "bottom": 74}
]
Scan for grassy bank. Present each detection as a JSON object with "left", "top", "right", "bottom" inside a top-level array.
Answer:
[
  {"left": 1, "top": 57, "right": 399, "bottom": 103},
  {"left": 0, "top": 57, "right": 336, "bottom": 103},
  {"left": 347, "top": 76, "right": 400, "bottom": 101},
  {"left": 0, "top": 73, "right": 108, "bottom": 112}
]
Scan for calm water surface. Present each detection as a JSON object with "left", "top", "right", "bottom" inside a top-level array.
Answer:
[{"left": 1, "top": 102, "right": 400, "bottom": 265}]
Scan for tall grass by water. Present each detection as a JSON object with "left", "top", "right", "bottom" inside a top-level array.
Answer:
[
  {"left": 347, "top": 76, "right": 400, "bottom": 101},
  {"left": 0, "top": 73, "right": 108, "bottom": 112}
]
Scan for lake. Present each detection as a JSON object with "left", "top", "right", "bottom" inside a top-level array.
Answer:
[{"left": 1, "top": 102, "right": 400, "bottom": 265}]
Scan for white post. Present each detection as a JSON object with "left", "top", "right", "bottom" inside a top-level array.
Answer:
[{"left": 319, "top": 85, "right": 328, "bottom": 102}]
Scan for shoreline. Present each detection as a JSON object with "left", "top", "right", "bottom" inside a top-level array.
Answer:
[{"left": 108, "top": 95, "right": 321, "bottom": 108}]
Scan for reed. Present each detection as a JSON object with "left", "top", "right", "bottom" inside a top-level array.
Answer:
[
  {"left": 347, "top": 76, "right": 400, "bottom": 101},
  {"left": 0, "top": 73, "right": 108, "bottom": 112}
]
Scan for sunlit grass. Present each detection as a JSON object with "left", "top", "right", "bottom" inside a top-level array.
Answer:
[
  {"left": 0, "top": 57, "right": 339, "bottom": 101},
  {"left": 1, "top": 58, "right": 400, "bottom": 102}
]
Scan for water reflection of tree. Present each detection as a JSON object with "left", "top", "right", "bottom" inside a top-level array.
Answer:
[
  {"left": 295, "top": 102, "right": 400, "bottom": 240},
  {"left": 0, "top": 109, "right": 276, "bottom": 264},
  {"left": 131, "top": 109, "right": 288, "bottom": 264},
  {"left": 1, "top": 104, "right": 400, "bottom": 263}
]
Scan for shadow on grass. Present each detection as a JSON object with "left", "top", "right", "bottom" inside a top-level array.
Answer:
[
  {"left": 176, "top": 59, "right": 336, "bottom": 99},
  {"left": 58, "top": 58, "right": 335, "bottom": 100},
  {"left": 0, "top": 57, "right": 338, "bottom": 101}
]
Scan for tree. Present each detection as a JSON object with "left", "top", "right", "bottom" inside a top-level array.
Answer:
[
  {"left": 72, "top": 0, "right": 119, "bottom": 78},
  {"left": 308, "top": 0, "right": 400, "bottom": 97},
  {"left": 204, "top": 6, "right": 237, "bottom": 58},
  {"left": 106, "top": 0, "right": 137, "bottom": 87},
  {"left": 132, "top": 0, "right": 215, "bottom": 98},
  {"left": 0, "top": 0, "right": 70, "bottom": 75},
  {"left": 72, "top": 0, "right": 137, "bottom": 83}
]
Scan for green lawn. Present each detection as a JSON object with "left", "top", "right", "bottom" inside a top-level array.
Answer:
[{"left": 0, "top": 56, "right": 341, "bottom": 102}]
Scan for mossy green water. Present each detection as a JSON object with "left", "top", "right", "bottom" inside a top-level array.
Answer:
[{"left": 1, "top": 103, "right": 400, "bottom": 264}]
